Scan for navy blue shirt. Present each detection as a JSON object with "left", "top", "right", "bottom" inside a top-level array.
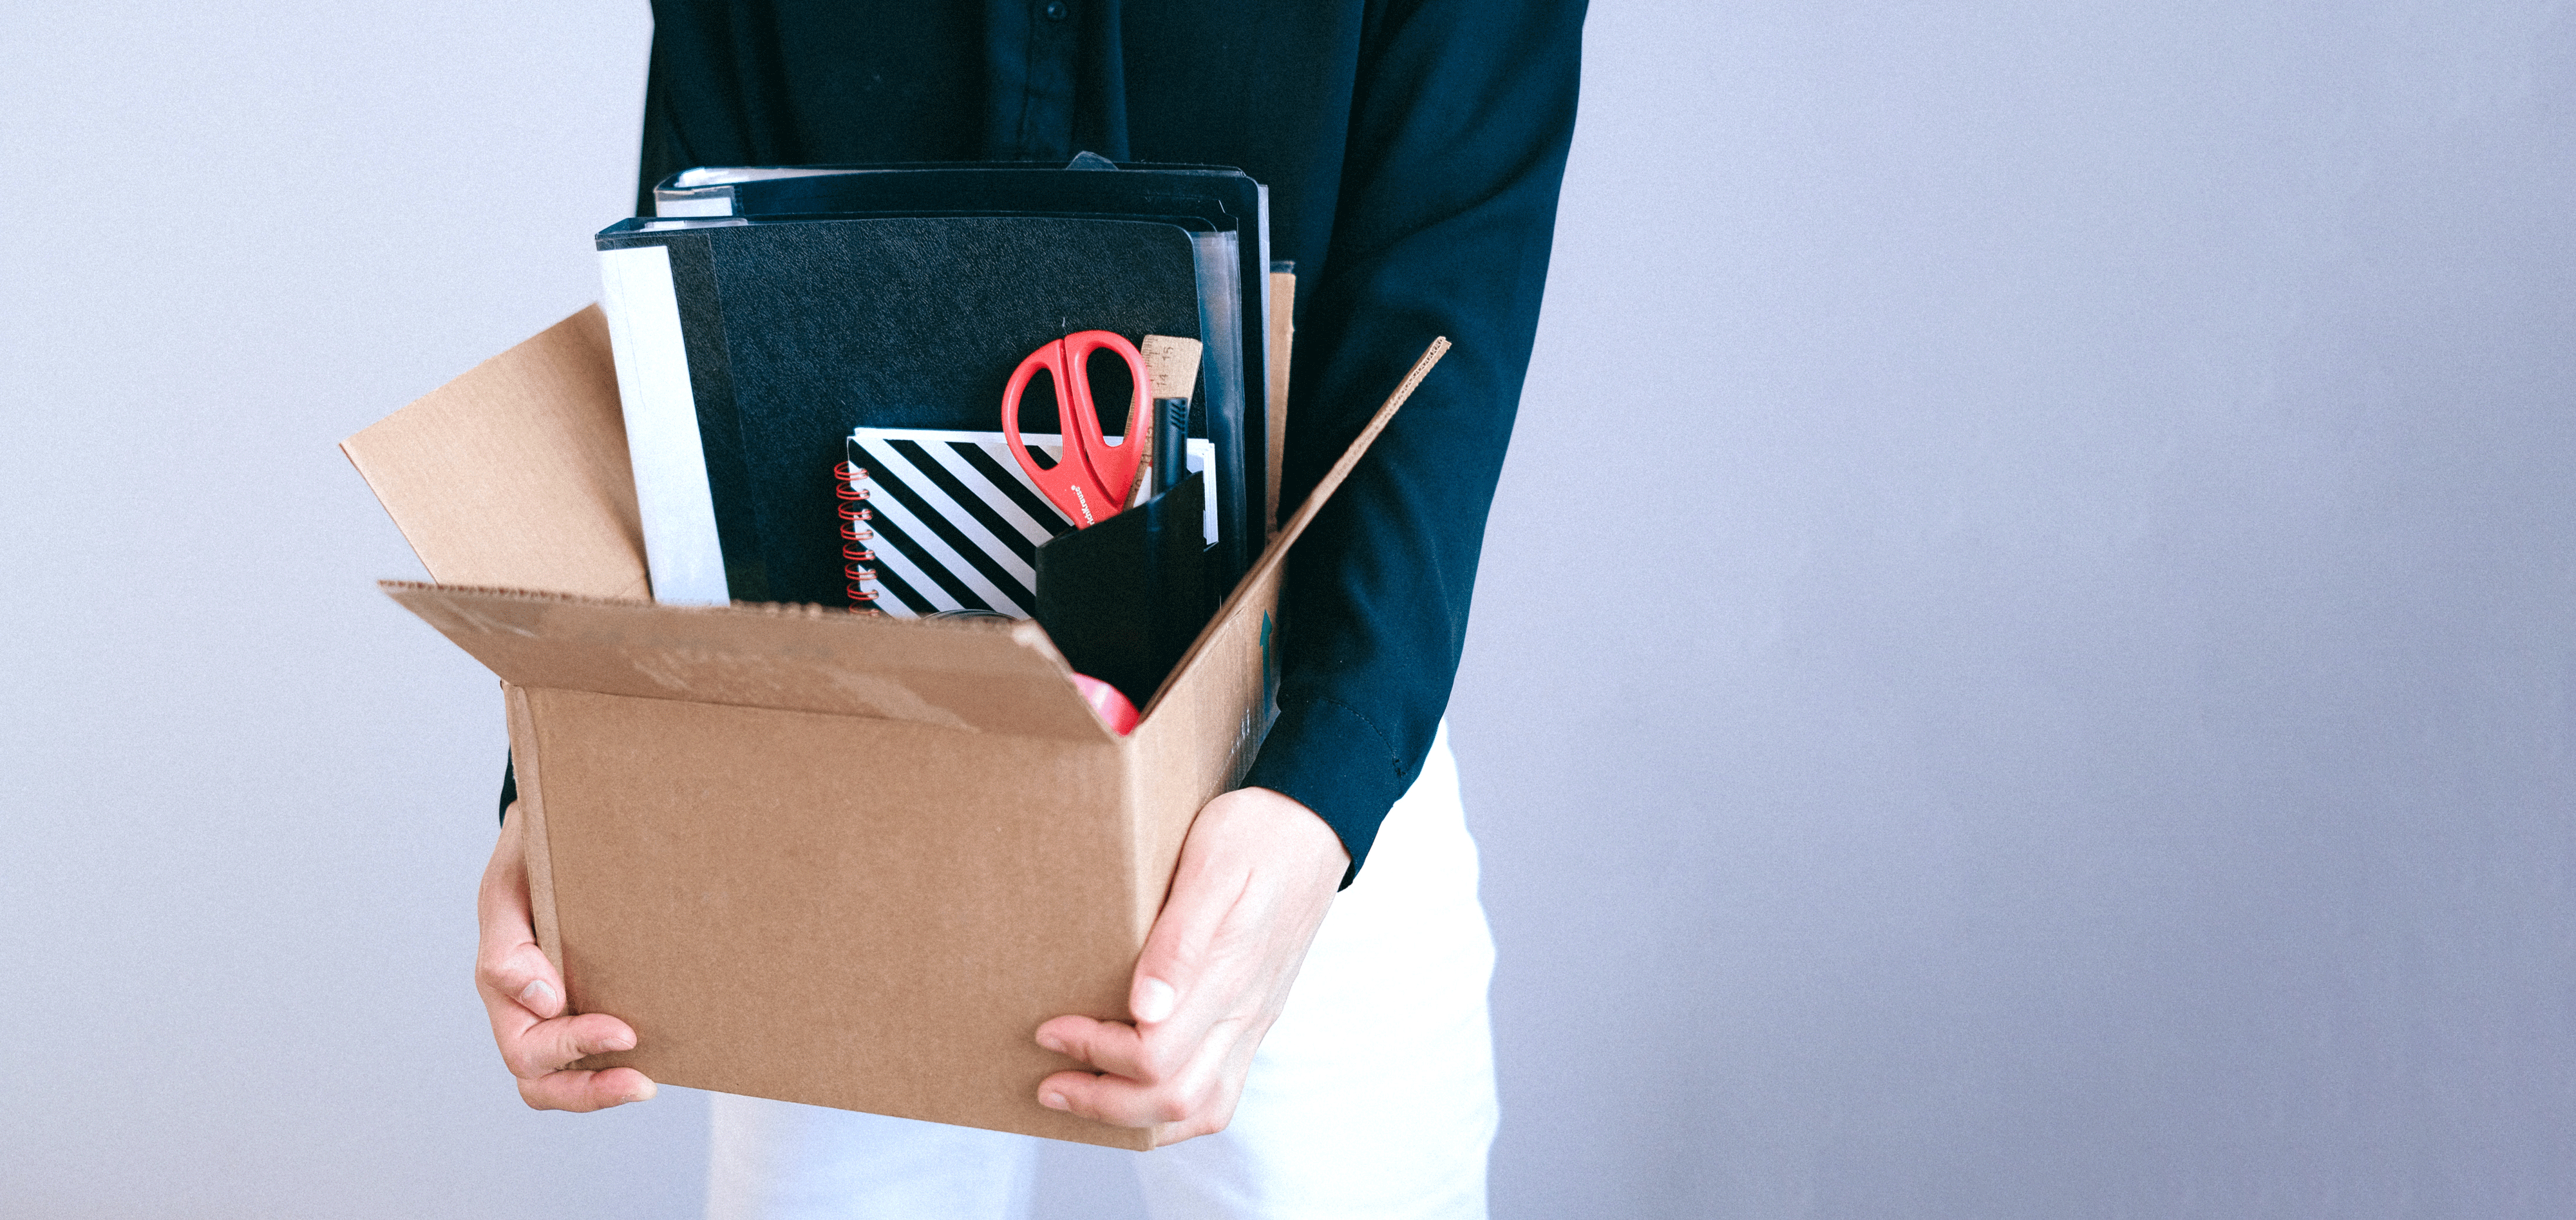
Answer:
[{"left": 510, "top": 0, "right": 1583, "bottom": 883}]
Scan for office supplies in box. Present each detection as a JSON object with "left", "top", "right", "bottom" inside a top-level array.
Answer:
[
  {"left": 652, "top": 160, "right": 1274, "bottom": 555},
  {"left": 596, "top": 211, "right": 1211, "bottom": 607},
  {"left": 341, "top": 304, "right": 1448, "bottom": 1149}
]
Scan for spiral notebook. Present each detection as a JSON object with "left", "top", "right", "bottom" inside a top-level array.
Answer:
[{"left": 840, "top": 427, "right": 1216, "bottom": 618}]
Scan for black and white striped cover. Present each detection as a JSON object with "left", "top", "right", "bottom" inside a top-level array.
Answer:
[{"left": 846, "top": 428, "right": 1215, "bottom": 619}]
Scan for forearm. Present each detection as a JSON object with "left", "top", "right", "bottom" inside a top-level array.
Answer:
[{"left": 1243, "top": 0, "right": 1586, "bottom": 882}]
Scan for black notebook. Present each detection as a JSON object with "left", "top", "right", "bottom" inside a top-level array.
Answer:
[
  {"left": 653, "top": 161, "right": 1269, "bottom": 567},
  {"left": 596, "top": 214, "right": 1204, "bottom": 607}
]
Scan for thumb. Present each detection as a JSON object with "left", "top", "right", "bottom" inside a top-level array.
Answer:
[
  {"left": 475, "top": 912, "right": 567, "bottom": 1020},
  {"left": 488, "top": 942, "right": 567, "bottom": 1020},
  {"left": 1131, "top": 971, "right": 1180, "bottom": 1025},
  {"left": 1126, "top": 854, "right": 1244, "bottom": 1029},
  {"left": 478, "top": 808, "right": 567, "bottom": 1020}
]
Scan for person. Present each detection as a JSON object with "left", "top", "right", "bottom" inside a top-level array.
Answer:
[{"left": 472, "top": 3, "right": 1584, "bottom": 1215}]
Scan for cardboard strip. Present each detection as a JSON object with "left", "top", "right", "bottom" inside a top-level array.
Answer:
[
  {"left": 504, "top": 683, "right": 564, "bottom": 980},
  {"left": 1265, "top": 272, "right": 1295, "bottom": 538},
  {"left": 1138, "top": 337, "right": 1449, "bottom": 718}
]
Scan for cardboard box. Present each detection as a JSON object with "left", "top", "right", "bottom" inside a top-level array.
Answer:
[{"left": 345, "top": 305, "right": 1444, "bottom": 1148}]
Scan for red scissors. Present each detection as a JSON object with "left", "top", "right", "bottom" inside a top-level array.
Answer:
[{"left": 1000, "top": 330, "right": 1148, "bottom": 528}]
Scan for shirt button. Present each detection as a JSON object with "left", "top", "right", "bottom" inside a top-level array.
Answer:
[{"left": 1043, "top": 1, "right": 1068, "bottom": 19}]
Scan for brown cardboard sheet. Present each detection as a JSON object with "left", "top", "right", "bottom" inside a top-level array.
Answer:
[{"left": 1265, "top": 271, "right": 1295, "bottom": 537}]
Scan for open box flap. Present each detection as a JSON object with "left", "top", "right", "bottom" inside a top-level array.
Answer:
[
  {"left": 343, "top": 307, "right": 651, "bottom": 600},
  {"left": 385, "top": 582, "right": 1114, "bottom": 741},
  {"left": 348, "top": 303, "right": 1444, "bottom": 741},
  {"left": 1137, "top": 338, "right": 1449, "bottom": 723}
]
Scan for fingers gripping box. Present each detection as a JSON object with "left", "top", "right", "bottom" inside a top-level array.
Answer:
[{"left": 343, "top": 305, "right": 1443, "bottom": 1149}]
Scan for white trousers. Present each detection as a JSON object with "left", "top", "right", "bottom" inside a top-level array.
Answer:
[{"left": 706, "top": 725, "right": 1497, "bottom": 1219}]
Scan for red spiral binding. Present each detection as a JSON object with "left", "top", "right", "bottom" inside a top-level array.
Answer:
[{"left": 834, "top": 460, "right": 880, "bottom": 615}]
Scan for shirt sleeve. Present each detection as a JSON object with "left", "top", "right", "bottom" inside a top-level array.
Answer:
[{"left": 1240, "top": 0, "right": 1586, "bottom": 885}]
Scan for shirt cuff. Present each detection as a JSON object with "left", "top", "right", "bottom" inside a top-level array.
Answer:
[{"left": 1240, "top": 695, "right": 1412, "bottom": 888}]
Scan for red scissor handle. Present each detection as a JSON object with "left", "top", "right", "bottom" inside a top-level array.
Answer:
[{"left": 999, "top": 330, "right": 1149, "bottom": 528}]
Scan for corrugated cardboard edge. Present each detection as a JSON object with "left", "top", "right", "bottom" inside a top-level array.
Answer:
[
  {"left": 1122, "top": 557, "right": 1285, "bottom": 920},
  {"left": 502, "top": 682, "right": 567, "bottom": 978},
  {"left": 1139, "top": 337, "right": 1448, "bottom": 721},
  {"left": 1265, "top": 272, "right": 1295, "bottom": 538},
  {"left": 383, "top": 582, "right": 1114, "bottom": 743}
]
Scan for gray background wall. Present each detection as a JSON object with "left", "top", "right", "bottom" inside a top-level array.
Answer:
[{"left": 5, "top": 1, "right": 2571, "bottom": 1216}]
